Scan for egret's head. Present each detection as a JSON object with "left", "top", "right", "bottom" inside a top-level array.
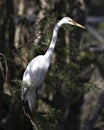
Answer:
[{"left": 57, "top": 17, "right": 85, "bottom": 29}]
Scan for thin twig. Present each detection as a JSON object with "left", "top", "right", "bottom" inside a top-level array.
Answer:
[
  {"left": 16, "top": 32, "right": 42, "bottom": 50},
  {"left": 86, "top": 24, "right": 104, "bottom": 45},
  {"left": 23, "top": 108, "right": 38, "bottom": 130},
  {"left": 0, "top": 41, "right": 27, "bottom": 64},
  {"left": 0, "top": 53, "right": 8, "bottom": 81},
  {"left": 83, "top": 93, "right": 104, "bottom": 130},
  {"left": 0, "top": 53, "right": 16, "bottom": 96}
]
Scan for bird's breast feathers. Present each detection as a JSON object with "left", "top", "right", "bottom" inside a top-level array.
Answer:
[{"left": 23, "top": 55, "right": 50, "bottom": 85}]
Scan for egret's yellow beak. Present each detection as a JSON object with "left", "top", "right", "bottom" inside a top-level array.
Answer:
[{"left": 69, "top": 20, "right": 85, "bottom": 29}]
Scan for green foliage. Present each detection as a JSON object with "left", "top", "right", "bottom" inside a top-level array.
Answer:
[
  {"left": 31, "top": 107, "right": 62, "bottom": 130},
  {"left": 83, "top": 83, "right": 96, "bottom": 92}
]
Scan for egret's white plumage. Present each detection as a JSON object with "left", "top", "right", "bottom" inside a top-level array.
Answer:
[{"left": 21, "top": 17, "right": 85, "bottom": 112}]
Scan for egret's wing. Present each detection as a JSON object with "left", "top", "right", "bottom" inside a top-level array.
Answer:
[{"left": 22, "top": 55, "right": 43, "bottom": 82}]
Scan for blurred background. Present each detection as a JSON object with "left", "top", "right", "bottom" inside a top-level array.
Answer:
[{"left": 0, "top": 0, "right": 104, "bottom": 130}]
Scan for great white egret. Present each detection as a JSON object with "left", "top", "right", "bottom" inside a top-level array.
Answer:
[{"left": 21, "top": 17, "right": 85, "bottom": 112}]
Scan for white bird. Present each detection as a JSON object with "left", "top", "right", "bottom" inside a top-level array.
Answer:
[{"left": 21, "top": 17, "right": 85, "bottom": 112}]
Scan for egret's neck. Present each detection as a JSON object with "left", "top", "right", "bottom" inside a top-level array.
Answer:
[{"left": 44, "top": 24, "right": 59, "bottom": 61}]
